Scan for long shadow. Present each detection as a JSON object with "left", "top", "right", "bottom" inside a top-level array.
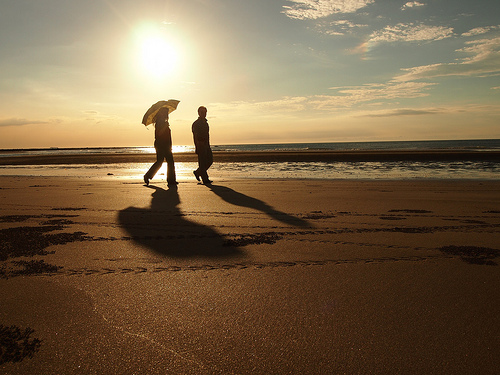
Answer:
[
  {"left": 207, "top": 184, "right": 311, "bottom": 228},
  {"left": 118, "top": 185, "right": 243, "bottom": 258}
]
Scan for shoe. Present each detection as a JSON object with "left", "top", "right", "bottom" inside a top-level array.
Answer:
[
  {"left": 143, "top": 175, "right": 149, "bottom": 186},
  {"left": 203, "top": 180, "right": 213, "bottom": 185},
  {"left": 168, "top": 181, "right": 179, "bottom": 186},
  {"left": 193, "top": 170, "right": 200, "bottom": 181}
]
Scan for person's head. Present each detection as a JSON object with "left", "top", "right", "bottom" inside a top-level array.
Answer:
[
  {"left": 155, "top": 107, "right": 169, "bottom": 122},
  {"left": 198, "top": 106, "right": 207, "bottom": 118}
]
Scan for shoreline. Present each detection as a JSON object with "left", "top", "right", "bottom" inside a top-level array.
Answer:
[{"left": 1, "top": 149, "right": 500, "bottom": 165}]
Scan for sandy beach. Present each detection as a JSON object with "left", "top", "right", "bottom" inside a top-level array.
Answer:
[{"left": 1, "top": 174, "right": 499, "bottom": 374}]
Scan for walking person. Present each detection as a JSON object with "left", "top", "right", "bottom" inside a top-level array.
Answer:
[
  {"left": 144, "top": 106, "right": 177, "bottom": 186},
  {"left": 192, "top": 106, "right": 213, "bottom": 184}
]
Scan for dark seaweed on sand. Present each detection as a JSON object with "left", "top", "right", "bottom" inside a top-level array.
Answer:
[
  {"left": 224, "top": 232, "right": 282, "bottom": 247},
  {"left": 440, "top": 245, "right": 499, "bottom": 265},
  {"left": 0, "top": 216, "right": 87, "bottom": 264},
  {"left": 11, "top": 259, "right": 62, "bottom": 276},
  {"left": 0, "top": 325, "right": 41, "bottom": 364},
  {"left": 0, "top": 225, "right": 87, "bottom": 261}
]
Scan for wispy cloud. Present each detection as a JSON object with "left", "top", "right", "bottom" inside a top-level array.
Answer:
[
  {"left": 0, "top": 118, "right": 49, "bottom": 127},
  {"left": 359, "top": 104, "right": 500, "bottom": 118},
  {"left": 359, "top": 108, "right": 442, "bottom": 117},
  {"left": 282, "top": 0, "right": 375, "bottom": 20},
  {"left": 327, "top": 81, "right": 436, "bottom": 104},
  {"left": 462, "top": 25, "right": 500, "bottom": 37},
  {"left": 401, "top": 2, "right": 425, "bottom": 11},
  {"left": 320, "top": 19, "right": 368, "bottom": 36},
  {"left": 211, "top": 81, "right": 436, "bottom": 116},
  {"left": 369, "top": 23, "right": 454, "bottom": 43},
  {"left": 394, "top": 37, "right": 500, "bottom": 81}
]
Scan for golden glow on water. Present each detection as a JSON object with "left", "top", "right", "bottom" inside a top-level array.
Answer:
[
  {"left": 137, "top": 146, "right": 194, "bottom": 154},
  {"left": 172, "top": 145, "right": 195, "bottom": 153},
  {"left": 135, "top": 147, "right": 155, "bottom": 154},
  {"left": 135, "top": 162, "right": 198, "bottom": 181}
]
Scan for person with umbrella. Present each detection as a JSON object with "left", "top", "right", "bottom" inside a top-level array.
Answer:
[{"left": 142, "top": 100, "right": 179, "bottom": 186}]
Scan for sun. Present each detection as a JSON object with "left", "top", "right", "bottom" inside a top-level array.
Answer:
[
  {"left": 134, "top": 24, "right": 180, "bottom": 78},
  {"left": 140, "top": 35, "right": 178, "bottom": 77}
]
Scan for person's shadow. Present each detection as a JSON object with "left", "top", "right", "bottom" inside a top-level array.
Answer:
[
  {"left": 118, "top": 185, "right": 242, "bottom": 258},
  {"left": 207, "top": 184, "right": 311, "bottom": 228}
]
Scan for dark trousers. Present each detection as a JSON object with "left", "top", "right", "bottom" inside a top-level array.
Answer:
[
  {"left": 195, "top": 147, "right": 213, "bottom": 182},
  {"left": 145, "top": 140, "right": 176, "bottom": 184}
]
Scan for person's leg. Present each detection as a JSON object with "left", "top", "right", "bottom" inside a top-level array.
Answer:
[
  {"left": 193, "top": 168, "right": 201, "bottom": 181},
  {"left": 194, "top": 153, "right": 203, "bottom": 182},
  {"left": 198, "top": 150, "right": 211, "bottom": 183},
  {"left": 206, "top": 148, "right": 213, "bottom": 171},
  {"left": 165, "top": 150, "right": 177, "bottom": 185},
  {"left": 145, "top": 141, "right": 165, "bottom": 181}
]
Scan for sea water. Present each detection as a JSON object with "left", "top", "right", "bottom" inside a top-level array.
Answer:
[{"left": 1, "top": 140, "right": 499, "bottom": 180}]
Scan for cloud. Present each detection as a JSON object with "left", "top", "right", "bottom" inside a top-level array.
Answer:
[
  {"left": 394, "top": 37, "right": 500, "bottom": 81},
  {"left": 369, "top": 23, "right": 454, "bottom": 43},
  {"left": 359, "top": 108, "right": 442, "bottom": 117},
  {"left": 211, "top": 81, "right": 436, "bottom": 116},
  {"left": 320, "top": 19, "right": 368, "bottom": 36},
  {"left": 211, "top": 97, "right": 309, "bottom": 115},
  {"left": 203, "top": 33, "right": 500, "bottom": 121},
  {"left": 82, "top": 110, "right": 122, "bottom": 124},
  {"left": 0, "top": 118, "right": 49, "bottom": 127},
  {"left": 357, "top": 104, "right": 500, "bottom": 118},
  {"left": 401, "top": 2, "right": 425, "bottom": 11},
  {"left": 282, "top": 0, "right": 375, "bottom": 20},
  {"left": 326, "top": 81, "right": 436, "bottom": 104},
  {"left": 462, "top": 25, "right": 500, "bottom": 37}
]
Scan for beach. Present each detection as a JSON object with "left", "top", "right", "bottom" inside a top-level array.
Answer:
[{"left": 1, "top": 153, "right": 499, "bottom": 373}]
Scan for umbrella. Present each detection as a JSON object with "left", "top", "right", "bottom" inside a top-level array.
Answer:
[{"left": 142, "top": 99, "right": 180, "bottom": 126}]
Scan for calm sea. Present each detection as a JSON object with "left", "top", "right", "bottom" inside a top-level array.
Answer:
[{"left": 1, "top": 139, "right": 499, "bottom": 180}]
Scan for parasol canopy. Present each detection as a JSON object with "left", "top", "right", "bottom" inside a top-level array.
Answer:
[{"left": 142, "top": 99, "right": 180, "bottom": 126}]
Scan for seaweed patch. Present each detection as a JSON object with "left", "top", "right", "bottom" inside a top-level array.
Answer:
[
  {"left": 302, "top": 211, "right": 336, "bottom": 220},
  {"left": 379, "top": 216, "right": 407, "bottom": 221},
  {"left": 0, "top": 325, "right": 41, "bottom": 364},
  {"left": 224, "top": 232, "right": 282, "bottom": 247},
  {"left": 0, "top": 215, "right": 32, "bottom": 223},
  {"left": 11, "top": 259, "right": 62, "bottom": 276},
  {"left": 51, "top": 207, "right": 87, "bottom": 211},
  {"left": 0, "top": 216, "right": 87, "bottom": 262},
  {"left": 439, "top": 245, "right": 499, "bottom": 265},
  {"left": 0, "top": 225, "right": 87, "bottom": 261},
  {"left": 388, "top": 209, "right": 433, "bottom": 214}
]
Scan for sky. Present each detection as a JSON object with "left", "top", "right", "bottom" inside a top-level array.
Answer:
[{"left": 0, "top": 0, "right": 499, "bottom": 148}]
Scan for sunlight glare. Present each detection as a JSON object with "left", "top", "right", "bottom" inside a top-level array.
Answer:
[{"left": 134, "top": 23, "right": 181, "bottom": 78}]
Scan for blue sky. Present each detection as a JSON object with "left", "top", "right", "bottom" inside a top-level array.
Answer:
[{"left": 0, "top": 0, "right": 499, "bottom": 148}]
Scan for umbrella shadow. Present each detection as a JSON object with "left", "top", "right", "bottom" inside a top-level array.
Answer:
[
  {"left": 118, "top": 185, "right": 243, "bottom": 258},
  {"left": 207, "top": 184, "right": 311, "bottom": 228}
]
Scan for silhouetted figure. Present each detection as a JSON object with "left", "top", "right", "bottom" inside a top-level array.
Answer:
[
  {"left": 192, "top": 106, "right": 213, "bottom": 184},
  {"left": 144, "top": 107, "right": 177, "bottom": 186}
]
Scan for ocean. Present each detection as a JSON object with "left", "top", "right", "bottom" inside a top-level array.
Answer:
[{"left": 1, "top": 139, "right": 499, "bottom": 180}]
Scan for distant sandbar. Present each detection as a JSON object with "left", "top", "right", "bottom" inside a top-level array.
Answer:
[{"left": 0, "top": 149, "right": 499, "bottom": 165}]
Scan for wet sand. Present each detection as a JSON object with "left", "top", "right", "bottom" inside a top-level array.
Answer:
[
  {"left": 1, "top": 176, "right": 499, "bottom": 374},
  {"left": 1, "top": 149, "right": 500, "bottom": 165}
]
